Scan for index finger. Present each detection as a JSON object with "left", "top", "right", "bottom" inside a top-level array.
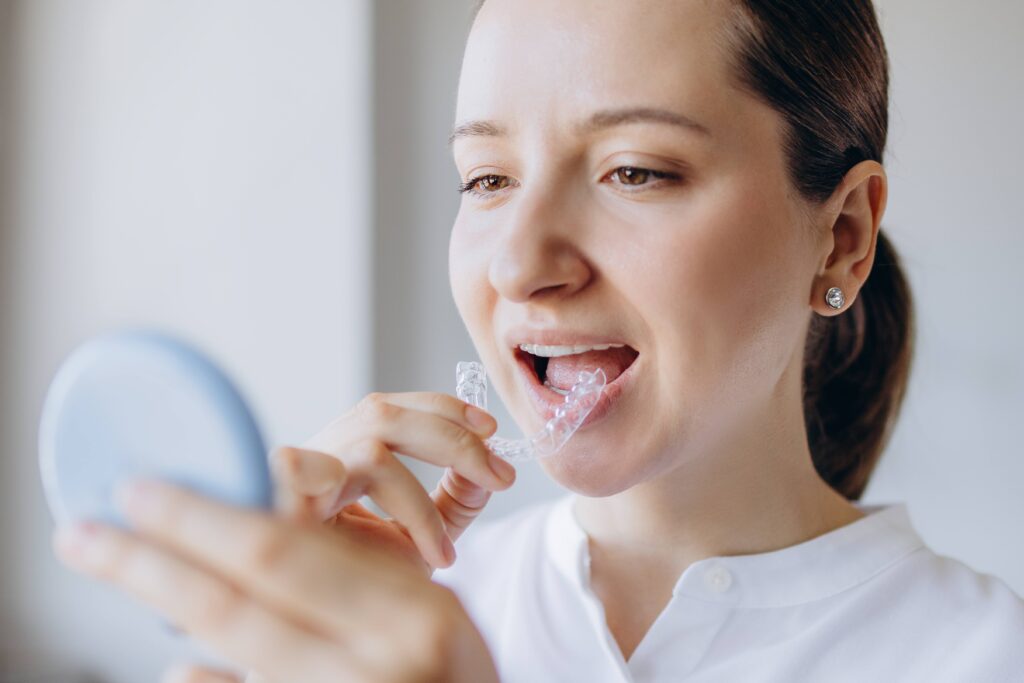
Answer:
[
  {"left": 380, "top": 392, "right": 498, "bottom": 438},
  {"left": 304, "top": 393, "right": 497, "bottom": 460}
]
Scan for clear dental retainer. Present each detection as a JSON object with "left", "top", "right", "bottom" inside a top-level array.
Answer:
[{"left": 456, "top": 361, "right": 606, "bottom": 462}]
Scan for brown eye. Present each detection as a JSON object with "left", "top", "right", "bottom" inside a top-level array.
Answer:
[
  {"left": 479, "top": 175, "right": 510, "bottom": 191},
  {"left": 613, "top": 167, "right": 651, "bottom": 185},
  {"left": 606, "top": 166, "right": 683, "bottom": 192},
  {"left": 459, "top": 174, "right": 513, "bottom": 197}
]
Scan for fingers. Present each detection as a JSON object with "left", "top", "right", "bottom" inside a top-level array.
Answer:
[
  {"left": 269, "top": 391, "right": 515, "bottom": 567},
  {"left": 272, "top": 446, "right": 345, "bottom": 499},
  {"left": 431, "top": 468, "right": 492, "bottom": 545},
  {"left": 332, "top": 440, "right": 456, "bottom": 568},
  {"left": 270, "top": 447, "right": 347, "bottom": 523},
  {"left": 364, "top": 391, "right": 498, "bottom": 440},
  {"left": 309, "top": 394, "right": 515, "bottom": 492},
  {"left": 53, "top": 521, "right": 364, "bottom": 683},
  {"left": 271, "top": 444, "right": 456, "bottom": 569},
  {"left": 105, "top": 479, "right": 431, "bottom": 635}
]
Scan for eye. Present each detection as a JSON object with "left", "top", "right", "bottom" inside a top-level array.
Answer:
[
  {"left": 456, "top": 166, "right": 682, "bottom": 199},
  {"left": 605, "top": 166, "right": 682, "bottom": 190},
  {"left": 458, "top": 174, "right": 514, "bottom": 198}
]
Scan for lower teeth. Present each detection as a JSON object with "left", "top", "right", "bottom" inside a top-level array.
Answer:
[{"left": 543, "top": 380, "right": 570, "bottom": 396}]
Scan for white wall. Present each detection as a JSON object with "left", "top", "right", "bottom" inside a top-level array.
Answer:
[
  {"left": 0, "top": 1, "right": 372, "bottom": 680},
  {"left": 864, "top": 0, "right": 1024, "bottom": 593}
]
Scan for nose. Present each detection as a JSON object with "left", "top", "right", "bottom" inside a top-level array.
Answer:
[{"left": 487, "top": 194, "right": 592, "bottom": 303}]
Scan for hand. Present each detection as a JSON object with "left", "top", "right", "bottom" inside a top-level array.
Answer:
[
  {"left": 270, "top": 391, "right": 516, "bottom": 575},
  {"left": 53, "top": 479, "right": 501, "bottom": 683}
]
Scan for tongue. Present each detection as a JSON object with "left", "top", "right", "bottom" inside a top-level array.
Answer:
[{"left": 545, "top": 347, "right": 638, "bottom": 389}]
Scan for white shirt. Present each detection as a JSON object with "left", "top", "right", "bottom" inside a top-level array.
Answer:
[{"left": 432, "top": 494, "right": 1024, "bottom": 682}]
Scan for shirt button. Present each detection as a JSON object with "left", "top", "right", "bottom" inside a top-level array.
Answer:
[{"left": 703, "top": 564, "right": 733, "bottom": 593}]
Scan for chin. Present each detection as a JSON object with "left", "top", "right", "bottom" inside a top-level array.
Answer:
[{"left": 538, "top": 445, "right": 644, "bottom": 498}]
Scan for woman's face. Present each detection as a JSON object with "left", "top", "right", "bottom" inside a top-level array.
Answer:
[{"left": 449, "top": 0, "right": 826, "bottom": 496}]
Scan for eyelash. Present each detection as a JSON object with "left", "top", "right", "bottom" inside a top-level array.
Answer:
[{"left": 457, "top": 166, "right": 683, "bottom": 198}]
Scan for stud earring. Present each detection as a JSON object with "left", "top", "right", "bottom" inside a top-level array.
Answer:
[{"left": 825, "top": 286, "right": 845, "bottom": 310}]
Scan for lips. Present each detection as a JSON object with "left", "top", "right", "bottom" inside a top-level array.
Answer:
[{"left": 513, "top": 345, "right": 640, "bottom": 428}]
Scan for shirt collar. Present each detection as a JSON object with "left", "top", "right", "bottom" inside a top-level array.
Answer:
[{"left": 544, "top": 492, "right": 925, "bottom": 609}]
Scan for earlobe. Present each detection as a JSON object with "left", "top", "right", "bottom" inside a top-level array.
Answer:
[{"left": 812, "top": 160, "right": 887, "bottom": 316}]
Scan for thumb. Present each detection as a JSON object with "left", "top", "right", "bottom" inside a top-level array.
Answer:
[
  {"left": 269, "top": 446, "right": 347, "bottom": 522},
  {"left": 431, "top": 466, "right": 495, "bottom": 546}
]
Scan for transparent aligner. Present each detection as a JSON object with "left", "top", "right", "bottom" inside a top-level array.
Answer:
[{"left": 456, "top": 361, "right": 607, "bottom": 462}]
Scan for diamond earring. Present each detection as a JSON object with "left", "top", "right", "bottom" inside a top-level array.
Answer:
[{"left": 825, "top": 286, "right": 845, "bottom": 310}]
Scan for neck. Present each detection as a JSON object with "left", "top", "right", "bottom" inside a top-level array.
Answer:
[{"left": 572, "top": 371, "right": 865, "bottom": 570}]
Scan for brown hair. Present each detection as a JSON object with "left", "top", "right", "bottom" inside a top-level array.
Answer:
[{"left": 469, "top": 0, "right": 915, "bottom": 501}]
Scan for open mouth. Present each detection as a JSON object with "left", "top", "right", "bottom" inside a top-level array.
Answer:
[
  {"left": 514, "top": 344, "right": 640, "bottom": 392},
  {"left": 510, "top": 340, "right": 641, "bottom": 427}
]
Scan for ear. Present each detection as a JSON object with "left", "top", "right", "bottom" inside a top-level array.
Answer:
[{"left": 811, "top": 160, "right": 888, "bottom": 316}]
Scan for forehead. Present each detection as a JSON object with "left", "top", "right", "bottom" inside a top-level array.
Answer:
[{"left": 456, "top": 0, "right": 739, "bottom": 137}]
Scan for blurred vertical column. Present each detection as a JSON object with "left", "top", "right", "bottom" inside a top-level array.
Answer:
[
  {"left": 371, "top": 0, "right": 473, "bottom": 396},
  {"left": 0, "top": 0, "right": 34, "bottom": 677}
]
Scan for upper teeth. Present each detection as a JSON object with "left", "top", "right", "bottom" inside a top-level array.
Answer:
[{"left": 519, "top": 343, "right": 625, "bottom": 357}]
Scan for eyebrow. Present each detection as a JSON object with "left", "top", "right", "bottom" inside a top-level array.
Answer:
[{"left": 447, "top": 106, "right": 712, "bottom": 147}]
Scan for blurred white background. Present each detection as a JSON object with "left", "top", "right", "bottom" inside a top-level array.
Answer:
[{"left": 0, "top": 1, "right": 1021, "bottom": 681}]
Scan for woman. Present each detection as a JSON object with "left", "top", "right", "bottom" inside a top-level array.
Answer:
[{"left": 54, "top": 0, "right": 1024, "bottom": 681}]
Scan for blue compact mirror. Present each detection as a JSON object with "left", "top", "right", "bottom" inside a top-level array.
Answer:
[{"left": 39, "top": 328, "right": 273, "bottom": 526}]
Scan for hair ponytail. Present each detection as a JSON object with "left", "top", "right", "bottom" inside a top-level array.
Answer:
[{"left": 803, "top": 230, "right": 914, "bottom": 499}]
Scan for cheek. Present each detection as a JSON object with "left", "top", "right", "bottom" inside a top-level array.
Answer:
[
  {"left": 638, "top": 187, "right": 803, "bottom": 403},
  {"left": 448, "top": 216, "right": 485, "bottom": 326},
  {"left": 449, "top": 217, "right": 502, "bottom": 370}
]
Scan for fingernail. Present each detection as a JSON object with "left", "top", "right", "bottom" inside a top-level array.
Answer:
[
  {"left": 114, "top": 477, "right": 162, "bottom": 521},
  {"left": 488, "top": 452, "right": 516, "bottom": 485},
  {"left": 54, "top": 521, "right": 103, "bottom": 568},
  {"left": 465, "top": 405, "right": 497, "bottom": 436},
  {"left": 443, "top": 534, "right": 457, "bottom": 565}
]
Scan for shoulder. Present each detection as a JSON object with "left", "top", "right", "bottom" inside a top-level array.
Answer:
[
  {"left": 883, "top": 546, "right": 1024, "bottom": 678},
  {"left": 895, "top": 546, "right": 1024, "bottom": 622}
]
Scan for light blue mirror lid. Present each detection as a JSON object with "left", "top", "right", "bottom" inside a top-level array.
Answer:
[{"left": 39, "top": 328, "right": 272, "bottom": 526}]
